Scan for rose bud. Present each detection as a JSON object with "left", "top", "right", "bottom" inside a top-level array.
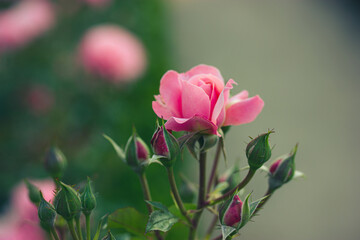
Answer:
[
  {"left": 24, "top": 179, "right": 41, "bottom": 205},
  {"left": 198, "top": 135, "right": 218, "bottom": 152},
  {"left": 124, "top": 131, "right": 150, "bottom": 174},
  {"left": 246, "top": 131, "right": 273, "bottom": 170},
  {"left": 81, "top": 177, "right": 96, "bottom": 216},
  {"left": 54, "top": 182, "right": 81, "bottom": 221},
  {"left": 44, "top": 147, "right": 67, "bottom": 179},
  {"left": 38, "top": 191, "right": 57, "bottom": 231},
  {"left": 268, "top": 144, "right": 298, "bottom": 191},
  {"left": 150, "top": 124, "right": 179, "bottom": 168},
  {"left": 220, "top": 195, "right": 242, "bottom": 227},
  {"left": 102, "top": 231, "right": 116, "bottom": 240}
]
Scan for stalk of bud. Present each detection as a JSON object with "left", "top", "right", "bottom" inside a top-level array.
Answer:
[
  {"left": 54, "top": 182, "right": 81, "bottom": 221},
  {"left": 44, "top": 147, "right": 67, "bottom": 179},
  {"left": 150, "top": 124, "right": 179, "bottom": 168},
  {"left": 268, "top": 144, "right": 298, "bottom": 191},
  {"left": 38, "top": 191, "right": 57, "bottom": 231},
  {"left": 124, "top": 131, "right": 150, "bottom": 174},
  {"left": 81, "top": 177, "right": 96, "bottom": 216},
  {"left": 25, "top": 179, "right": 41, "bottom": 205},
  {"left": 246, "top": 131, "right": 273, "bottom": 170}
]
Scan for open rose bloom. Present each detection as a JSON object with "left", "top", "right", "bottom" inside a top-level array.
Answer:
[{"left": 152, "top": 65, "right": 264, "bottom": 135}]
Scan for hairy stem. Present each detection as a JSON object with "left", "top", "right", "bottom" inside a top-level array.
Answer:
[
  {"left": 207, "top": 142, "right": 222, "bottom": 194},
  {"left": 85, "top": 214, "right": 91, "bottom": 240},
  {"left": 138, "top": 173, "right": 164, "bottom": 240},
  {"left": 205, "top": 168, "right": 256, "bottom": 206},
  {"left": 50, "top": 228, "right": 60, "bottom": 240},
  {"left": 67, "top": 220, "right": 79, "bottom": 240},
  {"left": 188, "top": 151, "right": 207, "bottom": 240},
  {"left": 167, "top": 167, "right": 193, "bottom": 225},
  {"left": 75, "top": 217, "right": 83, "bottom": 240}
]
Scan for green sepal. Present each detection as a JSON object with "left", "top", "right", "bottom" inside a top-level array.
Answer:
[
  {"left": 221, "top": 225, "right": 236, "bottom": 240},
  {"left": 145, "top": 201, "right": 179, "bottom": 233},
  {"left": 81, "top": 177, "right": 96, "bottom": 216},
  {"left": 198, "top": 134, "right": 218, "bottom": 152},
  {"left": 38, "top": 191, "right": 57, "bottom": 230},
  {"left": 237, "top": 193, "right": 251, "bottom": 229},
  {"left": 53, "top": 182, "right": 81, "bottom": 221},
  {"left": 103, "top": 134, "right": 126, "bottom": 162},
  {"left": 268, "top": 144, "right": 298, "bottom": 191},
  {"left": 246, "top": 131, "right": 273, "bottom": 170},
  {"left": 160, "top": 121, "right": 179, "bottom": 168},
  {"left": 24, "top": 179, "right": 41, "bottom": 205}
]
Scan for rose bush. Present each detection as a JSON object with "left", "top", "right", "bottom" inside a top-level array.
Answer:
[{"left": 152, "top": 64, "right": 264, "bottom": 135}]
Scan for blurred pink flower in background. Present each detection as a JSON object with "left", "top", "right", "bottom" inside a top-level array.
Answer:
[
  {"left": 0, "top": 0, "right": 55, "bottom": 51},
  {"left": 152, "top": 65, "right": 264, "bottom": 135},
  {"left": 82, "top": 0, "right": 111, "bottom": 7},
  {"left": 25, "top": 85, "right": 55, "bottom": 115},
  {"left": 79, "top": 25, "right": 147, "bottom": 84},
  {"left": 0, "top": 179, "right": 55, "bottom": 240}
]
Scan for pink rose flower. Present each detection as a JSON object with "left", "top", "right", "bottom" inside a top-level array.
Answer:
[
  {"left": 79, "top": 25, "right": 147, "bottom": 84},
  {"left": 152, "top": 65, "right": 264, "bottom": 135},
  {"left": 223, "top": 195, "right": 243, "bottom": 227},
  {"left": 0, "top": 0, "right": 55, "bottom": 51},
  {"left": 0, "top": 179, "right": 55, "bottom": 240}
]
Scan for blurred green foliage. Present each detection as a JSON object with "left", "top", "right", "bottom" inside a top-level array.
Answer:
[{"left": 0, "top": 0, "right": 174, "bottom": 215}]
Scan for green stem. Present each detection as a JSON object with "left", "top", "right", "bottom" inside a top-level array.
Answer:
[
  {"left": 50, "top": 227, "right": 60, "bottom": 240},
  {"left": 167, "top": 167, "right": 192, "bottom": 225},
  {"left": 76, "top": 217, "right": 83, "bottom": 240},
  {"left": 188, "top": 151, "right": 207, "bottom": 240},
  {"left": 138, "top": 173, "right": 164, "bottom": 240},
  {"left": 67, "top": 220, "right": 80, "bottom": 240},
  {"left": 205, "top": 168, "right": 256, "bottom": 206},
  {"left": 206, "top": 142, "right": 222, "bottom": 194},
  {"left": 85, "top": 214, "right": 91, "bottom": 240},
  {"left": 138, "top": 173, "right": 153, "bottom": 214}
]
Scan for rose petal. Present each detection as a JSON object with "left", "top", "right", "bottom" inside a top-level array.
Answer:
[
  {"left": 165, "top": 116, "right": 218, "bottom": 135},
  {"left": 228, "top": 90, "right": 249, "bottom": 103},
  {"left": 181, "top": 80, "right": 210, "bottom": 119},
  {"left": 211, "top": 79, "right": 236, "bottom": 126},
  {"left": 152, "top": 99, "right": 172, "bottom": 120},
  {"left": 159, "top": 70, "right": 182, "bottom": 117},
  {"left": 223, "top": 95, "right": 264, "bottom": 126},
  {"left": 180, "top": 64, "right": 224, "bottom": 82}
]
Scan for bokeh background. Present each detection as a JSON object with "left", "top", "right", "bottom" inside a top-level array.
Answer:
[{"left": 1, "top": 0, "right": 360, "bottom": 239}]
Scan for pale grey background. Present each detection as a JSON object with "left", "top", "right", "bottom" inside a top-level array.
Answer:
[{"left": 169, "top": 1, "right": 360, "bottom": 239}]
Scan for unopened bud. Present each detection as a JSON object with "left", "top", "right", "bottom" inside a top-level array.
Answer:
[
  {"left": 268, "top": 144, "right": 298, "bottom": 191},
  {"left": 38, "top": 191, "right": 57, "bottom": 230},
  {"left": 54, "top": 182, "right": 81, "bottom": 221},
  {"left": 246, "top": 131, "right": 273, "bottom": 170},
  {"left": 44, "top": 147, "right": 67, "bottom": 179},
  {"left": 220, "top": 195, "right": 243, "bottom": 227},
  {"left": 81, "top": 177, "right": 96, "bottom": 216},
  {"left": 150, "top": 124, "right": 179, "bottom": 168},
  {"left": 25, "top": 179, "right": 41, "bottom": 205},
  {"left": 124, "top": 131, "right": 149, "bottom": 173},
  {"left": 198, "top": 135, "right": 218, "bottom": 152}
]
